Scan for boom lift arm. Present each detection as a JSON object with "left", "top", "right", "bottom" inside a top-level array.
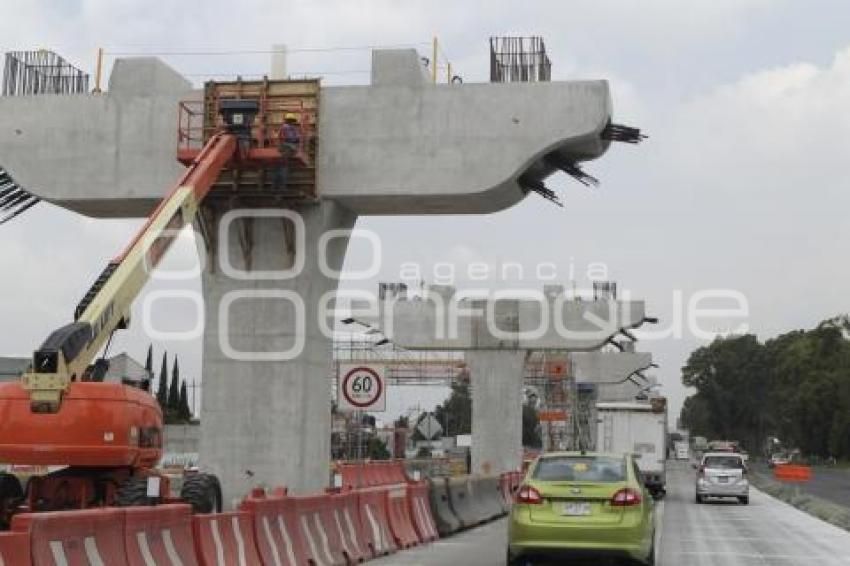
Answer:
[{"left": 22, "top": 131, "right": 239, "bottom": 412}]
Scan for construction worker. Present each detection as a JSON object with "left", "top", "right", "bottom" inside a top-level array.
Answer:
[{"left": 273, "top": 113, "right": 301, "bottom": 190}]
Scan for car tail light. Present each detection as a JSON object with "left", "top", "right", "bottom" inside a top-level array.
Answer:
[
  {"left": 611, "top": 488, "right": 642, "bottom": 507},
  {"left": 514, "top": 485, "right": 543, "bottom": 505}
]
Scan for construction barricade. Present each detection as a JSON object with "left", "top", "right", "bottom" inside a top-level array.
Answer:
[
  {"left": 240, "top": 490, "right": 305, "bottom": 566},
  {"left": 406, "top": 482, "right": 438, "bottom": 543},
  {"left": 427, "top": 477, "right": 461, "bottom": 536},
  {"left": 354, "top": 488, "right": 396, "bottom": 558},
  {"left": 289, "top": 495, "right": 347, "bottom": 566},
  {"left": 13, "top": 507, "right": 127, "bottom": 566},
  {"left": 471, "top": 476, "right": 506, "bottom": 520},
  {"left": 125, "top": 504, "right": 199, "bottom": 566},
  {"left": 0, "top": 531, "right": 31, "bottom": 566},
  {"left": 328, "top": 491, "right": 369, "bottom": 563},
  {"left": 445, "top": 476, "right": 480, "bottom": 529},
  {"left": 193, "top": 511, "right": 262, "bottom": 566},
  {"left": 383, "top": 486, "right": 419, "bottom": 549}
]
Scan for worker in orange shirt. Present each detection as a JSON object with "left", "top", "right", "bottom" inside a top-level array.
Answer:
[{"left": 273, "top": 113, "right": 301, "bottom": 190}]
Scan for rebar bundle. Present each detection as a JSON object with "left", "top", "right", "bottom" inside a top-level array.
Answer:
[
  {"left": 2, "top": 50, "right": 89, "bottom": 96},
  {"left": 0, "top": 167, "right": 40, "bottom": 225},
  {"left": 490, "top": 36, "right": 552, "bottom": 83}
]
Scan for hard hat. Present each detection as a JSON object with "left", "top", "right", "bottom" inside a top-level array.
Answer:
[{"left": 284, "top": 112, "right": 299, "bottom": 122}]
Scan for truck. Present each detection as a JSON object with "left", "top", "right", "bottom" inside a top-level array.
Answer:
[
  {"left": 596, "top": 401, "right": 668, "bottom": 499},
  {"left": 674, "top": 441, "right": 690, "bottom": 460}
]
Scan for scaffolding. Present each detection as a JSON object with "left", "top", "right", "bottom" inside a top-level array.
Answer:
[
  {"left": 489, "top": 36, "right": 552, "bottom": 83},
  {"left": 2, "top": 50, "right": 89, "bottom": 96}
]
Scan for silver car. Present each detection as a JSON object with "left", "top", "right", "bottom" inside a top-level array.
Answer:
[{"left": 695, "top": 452, "right": 749, "bottom": 504}]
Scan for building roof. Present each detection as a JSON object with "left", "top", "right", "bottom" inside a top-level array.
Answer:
[
  {"left": 104, "top": 352, "right": 150, "bottom": 382},
  {"left": 0, "top": 357, "right": 29, "bottom": 381}
]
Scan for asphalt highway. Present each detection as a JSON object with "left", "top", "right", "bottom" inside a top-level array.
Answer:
[{"left": 373, "top": 461, "right": 850, "bottom": 565}]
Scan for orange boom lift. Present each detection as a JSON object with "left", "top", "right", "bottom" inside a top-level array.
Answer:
[{"left": 0, "top": 86, "right": 314, "bottom": 528}]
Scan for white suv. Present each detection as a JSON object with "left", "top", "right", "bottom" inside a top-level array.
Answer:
[{"left": 695, "top": 452, "right": 749, "bottom": 504}]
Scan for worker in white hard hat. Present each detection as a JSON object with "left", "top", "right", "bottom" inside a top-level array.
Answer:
[{"left": 274, "top": 113, "right": 301, "bottom": 190}]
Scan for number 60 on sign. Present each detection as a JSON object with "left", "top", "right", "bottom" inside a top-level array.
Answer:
[{"left": 338, "top": 364, "right": 386, "bottom": 412}]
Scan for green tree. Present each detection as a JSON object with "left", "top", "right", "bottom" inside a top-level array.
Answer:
[
  {"left": 168, "top": 358, "right": 181, "bottom": 412},
  {"left": 179, "top": 380, "right": 191, "bottom": 421},
  {"left": 156, "top": 352, "right": 168, "bottom": 408},
  {"left": 367, "top": 436, "right": 391, "bottom": 460},
  {"left": 433, "top": 381, "right": 472, "bottom": 437}
]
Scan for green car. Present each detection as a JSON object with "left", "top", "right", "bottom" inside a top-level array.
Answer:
[{"left": 507, "top": 452, "right": 656, "bottom": 565}]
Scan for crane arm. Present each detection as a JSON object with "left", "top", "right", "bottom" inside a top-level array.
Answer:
[{"left": 22, "top": 132, "right": 238, "bottom": 412}]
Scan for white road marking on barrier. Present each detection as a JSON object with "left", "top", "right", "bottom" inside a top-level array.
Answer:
[
  {"left": 136, "top": 532, "right": 156, "bottom": 566},
  {"left": 300, "top": 515, "right": 326, "bottom": 566},
  {"left": 231, "top": 515, "right": 247, "bottom": 566},
  {"left": 343, "top": 508, "right": 362, "bottom": 555},
  {"left": 412, "top": 498, "right": 425, "bottom": 538},
  {"left": 333, "top": 509, "right": 353, "bottom": 559},
  {"left": 49, "top": 542, "right": 68, "bottom": 566},
  {"left": 162, "top": 529, "right": 184, "bottom": 566},
  {"left": 276, "top": 516, "right": 298, "bottom": 566},
  {"left": 0, "top": 549, "right": 5, "bottom": 566},
  {"left": 415, "top": 497, "right": 435, "bottom": 539},
  {"left": 84, "top": 536, "right": 105, "bottom": 566},
  {"left": 364, "top": 504, "right": 384, "bottom": 553},
  {"left": 262, "top": 517, "right": 283, "bottom": 566},
  {"left": 313, "top": 514, "right": 336, "bottom": 565},
  {"left": 210, "top": 519, "right": 226, "bottom": 566}
]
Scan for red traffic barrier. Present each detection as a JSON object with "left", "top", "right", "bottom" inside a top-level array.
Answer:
[
  {"left": 773, "top": 464, "right": 812, "bottom": 483},
  {"left": 240, "top": 491, "right": 305, "bottom": 566},
  {"left": 384, "top": 486, "right": 419, "bottom": 549},
  {"left": 0, "top": 531, "right": 31, "bottom": 566},
  {"left": 290, "top": 495, "right": 346, "bottom": 566},
  {"left": 125, "top": 504, "right": 199, "bottom": 566},
  {"left": 13, "top": 507, "right": 127, "bottom": 566},
  {"left": 193, "top": 512, "right": 261, "bottom": 566},
  {"left": 406, "top": 482, "right": 438, "bottom": 543},
  {"left": 355, "top": 489, "right": 396, "bottom": 557},
  {"left": 328, "top": 491, "right": 369, "bottom": 563}
]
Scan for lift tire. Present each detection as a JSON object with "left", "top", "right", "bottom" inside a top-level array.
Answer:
[
  {"left": 0, "top": 472, "right": 24, "bottom": 529},
  {"left": 181, "top": 473, "right": 222, "bottom": 514},
  {"left": 115, "top": 476, "right": 153, "bottom": 507}
]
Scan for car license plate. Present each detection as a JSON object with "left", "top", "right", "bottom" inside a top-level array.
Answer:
[
  {"left": 559, "top": 502, "right": 591, "bottom": 516},
  {"left": 718, "top": 476, "right": 729, "bottom": 483}
]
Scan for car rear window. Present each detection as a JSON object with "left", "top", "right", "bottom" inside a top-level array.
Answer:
[
  {"left": 703, "top": 456, "right": 744, "bottom": 469},
  {"left": 533, "top": 456, "right": 626, "bottom": 482}
]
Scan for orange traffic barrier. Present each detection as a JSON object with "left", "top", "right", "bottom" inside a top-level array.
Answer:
[
  {"left": 13, "top": 507, "right": 127, "bottom": 566},
  {"left": 384, "top": 486, "right": 419, "bottom": 549},
  {"left": 355, "top": 489, "right": 397, "bottom": 557},
  {"left": 328, "top": 491, "right": 369, "bottom": 563},
  {"left": 240, "top": 491, "right": 306, "bottom": 566},
  {"left": 773, "top": 464, "right": 812, "bottom": 482},
  {"left": 124, "top": 504, "right": 199, "bottom": 566},
  {"left": 406, "top": 482, "right": 438, "bottom": 543},
  {"left": 289, "top": 495, "right": 347, "bottom": 566},
  {"left": 0, "top": 530, "right": 31, "bottom": 566},
  {"left": 192, "top": 512, "right": 262, "bottom": 566}
]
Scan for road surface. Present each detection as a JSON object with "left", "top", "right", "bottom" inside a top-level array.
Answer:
[{"left": 373, "top": 461, "right": 850, "bottom": 565}]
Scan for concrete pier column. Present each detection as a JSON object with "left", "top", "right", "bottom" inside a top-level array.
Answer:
[
  {"left": 197, "top": 201, "right": 356, "bottom": 506},
  {"left": 468, "top": 350, "right": 528, "bottom": 475}
]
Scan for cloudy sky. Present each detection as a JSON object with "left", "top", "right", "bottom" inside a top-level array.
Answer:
[{"left": 1, "top": 0, "right": 849, "bottom": 422}]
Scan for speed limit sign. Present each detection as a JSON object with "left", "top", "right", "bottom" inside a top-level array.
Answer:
[{"left": 338, "top": 364, "right": 386, "bottom": 412}]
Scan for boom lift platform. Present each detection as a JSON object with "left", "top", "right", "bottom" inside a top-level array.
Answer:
[{"left": 0, "top": 79, "right": 318, "bottom": 527}]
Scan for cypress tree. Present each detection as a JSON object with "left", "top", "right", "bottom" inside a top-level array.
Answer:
[
  {"left": 179, "top": 380, "right": 191, "bottom": 420},
  {"left": 168, "top": 358, "right": 181, "bottom": 411},
  {"left": 156, "top": 351, "right": 168, "bottom": 408}
]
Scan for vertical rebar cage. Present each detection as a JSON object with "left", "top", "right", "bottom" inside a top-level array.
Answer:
[
  {"left": 2, "top": 50, "right": 89, "bottom": 96},
  {"left": 489, "top": 36, "right": 552, "bottom": 83}
]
